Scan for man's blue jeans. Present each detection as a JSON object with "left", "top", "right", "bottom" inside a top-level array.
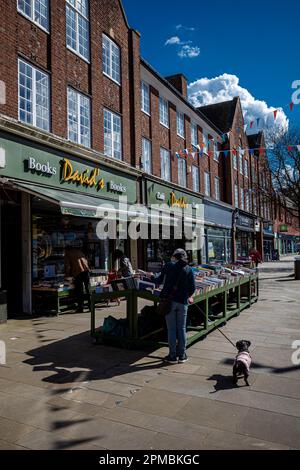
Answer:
[{"left": 165, "top": 301, "right": 188, "bottom": 358}]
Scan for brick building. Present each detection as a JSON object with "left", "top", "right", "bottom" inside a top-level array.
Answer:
[
  {"left": 0, "top": 0, "right": 299, "bottom": 316},
  {"left": 0, "top": 0, "right": 143, "bottom": 315}
]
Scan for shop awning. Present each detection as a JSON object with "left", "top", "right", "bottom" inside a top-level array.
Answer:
[{"left": 10, "top": 181, "right": 138, "bottom": 219}]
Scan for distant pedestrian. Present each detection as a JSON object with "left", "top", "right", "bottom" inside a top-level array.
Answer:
[
  {"left": 113, "top": 249, "right": 134, "bottom": 278},
  {"left": 249, "top": 247, "right": 262, "bottom": 267},
  {"left": 65, "top": 246, "right": 90, "bottom": 312}
]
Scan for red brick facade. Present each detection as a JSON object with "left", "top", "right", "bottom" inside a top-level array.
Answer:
[{"left": 0, "top": 0, "right": 140, "bottom": 167}]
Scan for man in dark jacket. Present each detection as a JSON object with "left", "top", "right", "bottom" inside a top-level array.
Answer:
[{"left": 151, "top": 249, "right": 196, "bottom": 364}]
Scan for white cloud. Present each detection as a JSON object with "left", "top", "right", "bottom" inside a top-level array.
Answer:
[
  {"left": 188, "top": 73, "right": 288, "bottom": 133},
  {"left": 178, "top": 45, "right": 200, "bottom": 59},
  {"left": 176, "top": 24, "right": 196, "bottom": 31},
  {"left": 165, "top": 36, "right": 181, "bottom": 46}
]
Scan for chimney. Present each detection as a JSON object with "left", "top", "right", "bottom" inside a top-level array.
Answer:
[{"left": 165, "top": 74, "right": 188, "bottom": 98}]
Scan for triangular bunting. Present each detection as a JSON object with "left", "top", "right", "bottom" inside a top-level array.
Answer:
[
  {"left": 290, "top": 102, "right": 294, "bottom": 112},
  {"left": 273, "top": 110, "right": 278, "bottom": 121},
  {"left": 297, "top": 145, "right": 300, "bottom": 152},
  {"left": 250, "top": 121, "right": 254, "bottom": 129},
  {"left": 244, "top": 124, "right": 247, "bottom": 133},
  {"left": 287, "top": 146, "right": 293, "bottom": 152}
]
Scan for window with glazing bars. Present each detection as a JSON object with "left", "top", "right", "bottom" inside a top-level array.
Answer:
[
  {"left": 141, "top": 81, "right": 150, "bottom": 114},
  {"left": 159, "top": 97, "right": 169, "bottom": 127},
  {"left": 18, "top": 59, "right": 50, "bottom": 131},
  {"left": 142, "top": 138, "right": 152, "bottom": 173},
  {"left": 177, "top": 112, "right": 185, "bottom": 138},
  {"left": 104, "top": 109, "right": 122, "bottom": 160},
  {"left": 66, "top": 0, "right": 90, "bottom": 61},
  {"left": 67, "top": 87, "right": 91, "bottom": 147},
  {"left": 160, "top": 147, "right": 171, "bottom": 181},
  {"left": 103, "top": 34, "right": 121, "bottom": 84},
  {"left": 178, "top": 157, "right": 187, "bottom": 186},
  {"left": 17, "top": 0, "right": 49, "bottom": 30},
  {"left": 192, "top": 165, "right": 200, "bottom": 192}
]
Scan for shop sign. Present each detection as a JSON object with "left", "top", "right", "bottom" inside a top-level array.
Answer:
[
  {"left": 0, "top": 135, "right": 137, "bottom": 204},
  {"left": 237, "top": 214, "right": 255, "bottom": 229},
  {"left": 156, "top": 192, "right": 166, "bottom": 202},
  {"left": 263, "top": 222, "right": 274, "bottom": 234},
  {"left": 27, "top": 157, "right": 57, "bottom": 176},
  {"left": 170, "top": 192, "right": 188, "bottom": 209},
  {"left": 146, "top": 181, "right": 202, "bottom": 209},
  {"left": 108, "top": 181, "right": 127, "bottom": 194},
  {"left": 62, "top": 159, "right": 105, "bottom": 189},
  {"left": 279, "top": 224, "right": 288, "bottom": 233}
]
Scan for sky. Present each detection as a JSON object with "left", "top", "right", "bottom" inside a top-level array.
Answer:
[{"left": 122, "top": 0, "right": 300, "bottom": 132}]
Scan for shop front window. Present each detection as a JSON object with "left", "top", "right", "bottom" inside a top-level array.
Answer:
[
  {"left": 32, "top": 200, "right": 111, "bottom": 286},
  {"left": 205, "top": 228, "right": 232, "bottom": 264}
]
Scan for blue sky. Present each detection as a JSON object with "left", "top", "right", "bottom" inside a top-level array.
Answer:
[{"left": 123, "top": 0, "right": 300, "bottom": 129}]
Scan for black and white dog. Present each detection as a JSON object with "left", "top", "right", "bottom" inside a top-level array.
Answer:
[{"left": 233, "top": 340, "right": 252, "bottom": 386}]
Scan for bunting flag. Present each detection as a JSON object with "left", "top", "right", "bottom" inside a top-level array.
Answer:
[
  {"left": 199, "top": 149, "right": 204, "bottom": 158},
  {"left": 273, "top": 110, "right": 278, "bottom": 121},
  {"left": 183, "top": 149, "right": 189, "bottom": 156},
  {"left": 259, "top": 148, "right": 264, "bottom": 156},
  {"left": 191, "top": 152, "right": 196, "bottom": 160},
  {"left": 288, "top": 146, "right": 293, "bottom": 152},
  {"left": 244, "top": 124, "right": 248, "bottom": 133},
  {"left": 250, "top": 121, "right": 254, "bottom": 129},
  {"left": 232, "top": 149, "right": 237, "bottom": 156},
  {"left": 249, "top": 149, "right": 255, "bottom": 157},
  {"left": 224, "top": 150, "right": 229, "bottom": 158},
  {"left": 290, "top": 102, "right": 294, "bottom": 112},
  {"left": 297, "top": 145, "right": 300, "bottom": 152},
  {"left": 175, "top": 152, "right": 180, "bottom": 159},
  {"left": 256, "top": 118, "right": 261, "bottom": 127}
]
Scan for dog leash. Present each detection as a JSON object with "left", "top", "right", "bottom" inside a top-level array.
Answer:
[
  {"left": 216, "top": 328, "right": 236, "bottom": 349},
  {"left": 193, "top": 304, "right": 236, "bottom": 349}
]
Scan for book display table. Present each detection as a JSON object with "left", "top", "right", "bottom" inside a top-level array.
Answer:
[{"left": 90, "top": 273, "right": 259, "bottom": 349}]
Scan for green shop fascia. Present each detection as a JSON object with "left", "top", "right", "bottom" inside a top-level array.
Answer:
[
  {"left": 0, "top": 132, "right": 138, "bottom": 315},
  {"left": 140, "top": 178, "right": 203, "bottom": 271}
]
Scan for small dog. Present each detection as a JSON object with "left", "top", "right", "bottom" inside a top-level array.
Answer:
[{"left": 233, "top": 340, "right": 252, "bottom": 386}]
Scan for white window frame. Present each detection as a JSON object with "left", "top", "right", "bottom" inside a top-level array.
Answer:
[
  {"left": 192, "top": 165, "right": 200, "bottom": 192},
  {"left": 141, "top": 81, "right": 150, "bottom": 115},
  {"left": 102, "top": 34, "right": 121, "bottom": 85},
  {"left": 141, "top": 137, "right": 152, "bottom": 174},
  {"left": 191, "top": 122, "right": 198, "bottom": 148},
  {"left": 245, "top": 192, "right": 250, "bottom": 212},
  {"left": 178, "top": 157, "right": 187, "bottom": 187},
  {"left": 160, "top": 147, "right": 171, "bottom": 182},
  {"left": 159, "top": 96, "right": 169, "bottom": 128},
  {"left": 213, "top": 142, "right": 219, "bottom": 162},
  {"left": 240, "top": 188, "right": 245, "bottom": 210},
  {"left": 214, "top": 177, "right": 220, "bottom": 201},
  {"left": 202, "top": 130, "right": 208, "bottom": 154},
  {"left": 67, "top": 87, "right": 91, "bottom": 147},
  {"left": 177, "top": 111, "right": 185, "bottom": 138},
  {"left": 66, "top": 0, "right": 90, "bottom": 62},
  {"left": 234, "top": 184, "right": 239, "bottom": 207},
  {"left": 204, "top": 172, "right": 211, "bottom": 197},
  {"left": 239, "top": 151, "right": 244, "bottom": 175},
  {"left": 17, "top": 0, "right": 49, "bottom": 32},
  {"left": 103, "top": 108, "right": 122, "bottom": 160},
  {"left": 233, "top": 151, "right": 237, "bottom": 170},
  {"left": 244, "top": 159, "right": 249, "bottom": 178},
  {"left": 18, "top": 58, "right": 50, "bottom": 131}
]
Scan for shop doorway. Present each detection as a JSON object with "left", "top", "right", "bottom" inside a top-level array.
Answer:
[{"left": 0, "top": 190, "right": 22, "bottom": 317}]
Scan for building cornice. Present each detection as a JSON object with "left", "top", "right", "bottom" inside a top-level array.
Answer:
[{"left": 0, "top": 115, "right": 141, "bottom": 179}]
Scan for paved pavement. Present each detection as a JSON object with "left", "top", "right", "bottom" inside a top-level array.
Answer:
[{"left": 0, "top": 259, "right": 300, "bottom": 450}]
